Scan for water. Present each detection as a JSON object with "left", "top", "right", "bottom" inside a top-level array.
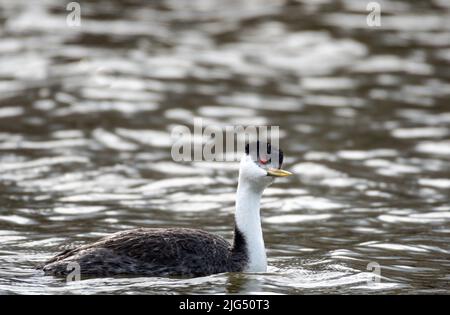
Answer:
[{"left": 0, "top": 0, "right": 449, "bottom": 294}]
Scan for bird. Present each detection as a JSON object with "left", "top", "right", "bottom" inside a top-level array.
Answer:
[{"left": 40, "top": 141, "right": 292, "bottom": 278}]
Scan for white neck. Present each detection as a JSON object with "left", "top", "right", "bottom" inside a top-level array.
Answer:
[{"left": 234, "top": 179, "right": 267, "bottom": 272}]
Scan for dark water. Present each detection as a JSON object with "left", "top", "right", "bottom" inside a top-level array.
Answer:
[{"left": 0, "top": 0, "right": 449, "bottom": 294}]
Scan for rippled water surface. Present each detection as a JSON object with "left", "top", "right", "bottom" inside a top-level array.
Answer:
[{"left": 0, "top": 0, "right": 449, "bottom": 294}]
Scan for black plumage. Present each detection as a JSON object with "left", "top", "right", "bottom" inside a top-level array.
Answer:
[
  {"left": 41, "top": 228, "right": 248, "bottom": 277},
  {"left": 245, "top": 141, "right": 284, "bottom": 169}
]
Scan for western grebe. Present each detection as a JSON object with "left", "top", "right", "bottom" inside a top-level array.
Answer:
[{"left": 40, "top": 141, "right": 292, "bottom": 277}]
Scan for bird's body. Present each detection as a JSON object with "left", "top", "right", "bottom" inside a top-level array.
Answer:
[
  {"left": 42, "top": 228, "right": 247, "bottom": 277},
  {"left": 40, "top": 142, "right": 291, "bottom": 278}
]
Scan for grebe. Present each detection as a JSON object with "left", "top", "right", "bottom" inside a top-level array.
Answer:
[{"left": 40, "top": 142, "right": 292, "bottom": 277}]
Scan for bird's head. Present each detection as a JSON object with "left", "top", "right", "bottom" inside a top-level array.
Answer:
[{"left": 239, "top": 141, "right": 292, "bottom": 190}]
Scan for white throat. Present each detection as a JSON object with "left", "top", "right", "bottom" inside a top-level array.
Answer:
[{"left": 234, "top": 174, "right": 268, "bottom": 272}]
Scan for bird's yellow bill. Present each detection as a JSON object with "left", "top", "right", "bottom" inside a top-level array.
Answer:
[{"left": 267, "top": 168, "right": 293, "bottom": 177}]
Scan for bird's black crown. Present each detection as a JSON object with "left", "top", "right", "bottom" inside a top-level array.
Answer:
[{"left": 245, "top": 141, "right": 284, "bottom": 169}]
